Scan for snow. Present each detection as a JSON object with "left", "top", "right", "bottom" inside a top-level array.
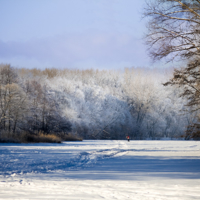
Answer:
[{"left": 0, "top": 140, "right": 200, "bottom": 199}]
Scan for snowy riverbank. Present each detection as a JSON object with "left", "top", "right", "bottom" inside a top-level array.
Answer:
[{"left": 0, "top": 140, "right": 200, "bottom": 199}]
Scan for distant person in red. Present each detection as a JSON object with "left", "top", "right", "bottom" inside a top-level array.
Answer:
[{"left": 126, "top": 135, "right": 130, "bottom": 142}]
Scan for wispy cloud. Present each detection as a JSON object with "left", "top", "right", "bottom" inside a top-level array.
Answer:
[{"left": 0, "top": 33, "right": 149, "bottom": 69}]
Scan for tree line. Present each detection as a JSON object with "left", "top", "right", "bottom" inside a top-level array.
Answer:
[
  {"left": 1, "top": 0, "right": 200, "bottom": 141},
  {"left": 143, "top": 0, "right": 200, "bottom": 139},
  {"left": 0, "top": 64, "right": 195, "bottom": 140}
]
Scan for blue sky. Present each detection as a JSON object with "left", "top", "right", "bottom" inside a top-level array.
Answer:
[{"left": 0, "top": 0, "right": 158, "bottom": 69}]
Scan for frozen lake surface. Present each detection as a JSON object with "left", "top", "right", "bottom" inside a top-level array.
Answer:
[{"left": 0, "top": 140, "right": 200, "bottom": 199}]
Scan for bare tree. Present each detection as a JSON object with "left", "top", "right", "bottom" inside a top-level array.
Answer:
[
  {"left": 143, "top": 0, "right": 200, "bottom": 62},
  {"left": 143, "top": 0, "right": 200, "bottom": 139},
  {"left": 0, "top": 65, "right": 29, "bottom": 135},
  {"left": 164, "top": 59, "right": 200, "bottom": 138}
]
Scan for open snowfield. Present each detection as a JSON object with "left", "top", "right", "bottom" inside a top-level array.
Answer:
[{"left": 0, "top": 140, "right": 200, "bottom": 200}]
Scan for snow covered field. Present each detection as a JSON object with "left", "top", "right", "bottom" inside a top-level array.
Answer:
[{"left": 0, "top": 140, "right": 200, "bottom": 200}]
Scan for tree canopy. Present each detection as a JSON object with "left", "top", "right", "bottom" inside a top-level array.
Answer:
[
  {"left": 143, "top": 0, "right": 200, "bottom": 62},
  {"left": 144, "top": 0, "right": 200, "bottom": 139}
]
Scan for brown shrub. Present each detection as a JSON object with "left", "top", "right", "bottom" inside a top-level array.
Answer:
[
  {"left": 185, "top": 123, "right": 200, "bottom": 140},
  {"left": 58, "top": 132, "right": 82, "bottom": 141},
  {"left": 0, "top": 130, "right": 83, "bottom": 143},
  {"left": 23, "top": 132, "right": 62, "bottom": 143},
  {"left": 0, "top": 131, "right": 20, "bottom": 143},
  {"left": 0, "top": 138, "right": 20, "bottom": 143},
  {"left": 192, "top": 131, "right": 200, "bottom": 141},
  {"left": 0, "top": 131, "right": 62, "bottom": 143}
]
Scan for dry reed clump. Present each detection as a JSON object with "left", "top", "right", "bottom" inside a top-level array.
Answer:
[
  {"left": 0, "top": 137, "right": 20, "bottom": 143},
  {"left": 58, "top": 132, "right": 82, "bottom": 141},
  {"left": 192, "top": 131, "right": 200, "bottom": 141},
  {"left": 23, "top": 132, "right": 62, "bottom": 143},
  {"left": 0, "top": 131, "right": 62, "bottom": 143},
  {"left": 0, "top": 131, "right": 20, "bottom": 143},
  {"left": 0, "top": 130, "right": 82, "bottom": 143}
]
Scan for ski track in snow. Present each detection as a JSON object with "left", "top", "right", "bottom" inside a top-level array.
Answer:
[
  {"left": 0, "top": 140, "right": 128, "bottom": 176},
  {"left": 0, "top": 140, "right": 200, "bottom": 200}
]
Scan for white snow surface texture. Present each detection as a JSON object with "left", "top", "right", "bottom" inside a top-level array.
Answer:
[{"left": 0, "top": 140, "right": 200, "bottom": 200}]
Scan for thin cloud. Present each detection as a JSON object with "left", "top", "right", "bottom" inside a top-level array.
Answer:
[{"left": 0, "top": 33, "right": 149, "bottom": 69}]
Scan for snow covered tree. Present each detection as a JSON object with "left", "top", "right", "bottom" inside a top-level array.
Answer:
[
  {"left": 0, "top": 65, "right": 28, "bottom": 135},
  {"left": 143, "top": 0, "right": 200, "bottom": 139}
]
